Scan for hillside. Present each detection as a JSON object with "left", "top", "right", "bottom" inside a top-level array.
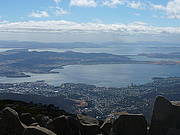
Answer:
[
  {"left": 0, "top": 49, "right": 143, "bottom": 78},
  {"left": 0, "top": 93, "right": 75, "bottom": 113}
]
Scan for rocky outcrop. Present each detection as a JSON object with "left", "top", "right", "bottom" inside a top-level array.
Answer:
[
  {"left": 0, "top": 107, "right": 57, "bottom": 135},
  {"left": 77, "top": 114, "right": 100, "bottom": 125},
  {"left": 47, "top": 115, "right": 81, "bottom": 135},
  {"left": 166, "top": 128, "right": 180, "bottom": 135},
  {"left": 0, "top": 107, "right": 27, "bottom": 135},
  {"left": 1, "top": 96, "right": 180, "bottom": 135},
  {"left": 100, "top": 117, "right": 113, "bottom": 135},
  {"left": 20, "top": 113, "right": 37, "bottom": 126},
  {"left": 23, "top": 126, "right": 56, "bottom": 135},
  {"left": 77, "top": 114, "right": 101, "bottom": 135},
  {"left": 0, "top": 101, "right": 149, "bottom": 135},
  {"left": 149, "top": 96, "right": 180, "bottom": 135},
  {"left": 110, "top": 113, "right": 147, "bottom": 135},
  {"left": 0, "top": 105, "right": 147, "bottom": 135},
  {"left": 36, "top": 114, "right": 51, "bottom": 127}
]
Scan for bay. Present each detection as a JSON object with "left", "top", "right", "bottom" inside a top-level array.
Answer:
[
  {"left": 0, "top": 64, "right": 179, "bottom": 88},
  {"left": 0, "top": 44, "right": 180, "bottom": 88}
]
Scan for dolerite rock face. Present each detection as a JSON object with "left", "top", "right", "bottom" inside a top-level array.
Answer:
[
  {"left": 23, "top": 126, "right": 56, "bottom": 135},
  {"left": 67, "top": 116, "right": 82, "bottom": 135},
  {"left": 110, "top": 113, "right": 147, "bottom": 135},
  {"left": 0, "top": 107, "right": 57, "bottom": 135},
  {"left": 100, "top": 117, "right": 113, "bottom": 135},
  {"left": 166, "top": 128, "right": 180, "bottom": 135},
  {"left": 77, "top": 114, "right": 101, "bottom": 135},
  {"left": 149, "top": 96, "right": 180, "bottom": 135},
  {"left": 77, "top": 114, "right": 100, "bottom": 125},
  {"left": 47, "top": 115, "right": 81, "bottom": 135},
  {"left": 0, "top": 107, "right": 27, "bottom": 135},
  {"left": 3, "top": 96, "right": 180, "bottom": 135},
  {"left": 20, "top": 113, "right": 37, "bottom": 126},
  {"left": 36, "top": 114, "right": 51, "bottom": 127}
]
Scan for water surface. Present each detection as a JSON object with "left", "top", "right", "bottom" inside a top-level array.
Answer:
[
  {"left": 0, "top": 44, "right": 180, "bottom": 87},
  {"left": 0, "top": 64, "right": 179, "bottom": 87}
]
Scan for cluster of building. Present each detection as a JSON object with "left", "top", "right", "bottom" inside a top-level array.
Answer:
[{"left": 0, "top": 77, "right": 180, "bottom": 120}]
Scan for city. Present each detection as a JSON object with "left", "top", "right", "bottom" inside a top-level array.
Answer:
[{"left": 1, "top": 77, "right": 180, "bottom": 121}]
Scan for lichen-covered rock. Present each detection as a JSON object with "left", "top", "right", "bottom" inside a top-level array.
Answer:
[
  {"left": 110, "top": 113, "right": 147, "bottom": 135},
  {"left": 149, "top": 96, "right": 180, "bottom": 135},
  {"left": 23, "top": 126, "right": 56, "bottom": 135},
  {"left": 0, "top": 107, "right": 27, "bottom": 135}
]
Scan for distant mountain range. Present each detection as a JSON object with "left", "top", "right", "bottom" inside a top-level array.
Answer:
[
  {"left": 0, "top": 40, "right": 179, "bottom": 49},
  {"left": 0, "top": 40, "right": 102, "bottom": 49}
]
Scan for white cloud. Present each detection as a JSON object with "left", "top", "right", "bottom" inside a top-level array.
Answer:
[
  {"left": 29, "top": 11, "right": 49, "bottom": 18},
  {"left": 101, "top": 0, "right": 180, "bottom": 19},
  {"left": 127, "top": 1, "right": 144, "bottom": 9},
  {"left": 102, "top": 0, "right": 147, "bottom": 9},
  {"left": 53, "top": 0, "right": 61, "bottom": 4},
  {"left": 70, "top": 0, "right": 97, "bottom": 7},
  {"left": 151, "top": 0, "right": 180, "bottom": 19},
  {"left": 55, "top": 8, "right": 69, "bottom": 15},
  {"left": 50, "top": 6, "right": 70, "bottom": 16},
  {"left": 151, "top": 4, "right": 166, "bottom": 11},
  {"left": 0, "top": 20, "right": 180, "bottom": 43},
  {"left": 166, "top": 0, "right": 180, "bottom": 19},
  {"left": 102, "top": 0, "right": 125, "bottom": 7},
  {"left": 0, "top": 20, "right": 180, "bottom": 34}
]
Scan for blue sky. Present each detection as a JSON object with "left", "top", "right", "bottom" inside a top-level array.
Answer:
[{"left": 0, "top": 0, "right": 180, "bottom": 43}]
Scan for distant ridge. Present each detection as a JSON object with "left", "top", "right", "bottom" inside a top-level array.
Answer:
[
  {"left": 1, "top": 40, "right": 179, "bottom": 49},
  {"left": 0, "top": 93, "right": 75, "bottom": 113},
  {"left": 0, "top": 40, "right": 102, "bottom": 49}
]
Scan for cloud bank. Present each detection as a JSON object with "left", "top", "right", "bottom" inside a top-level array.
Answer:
[{"left": 0, "top": 20, "right": 180, "bottom": 43}]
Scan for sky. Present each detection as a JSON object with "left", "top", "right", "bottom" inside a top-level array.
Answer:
[{"left": 0, "top": 0, "right": 180, "bottom": 43}]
